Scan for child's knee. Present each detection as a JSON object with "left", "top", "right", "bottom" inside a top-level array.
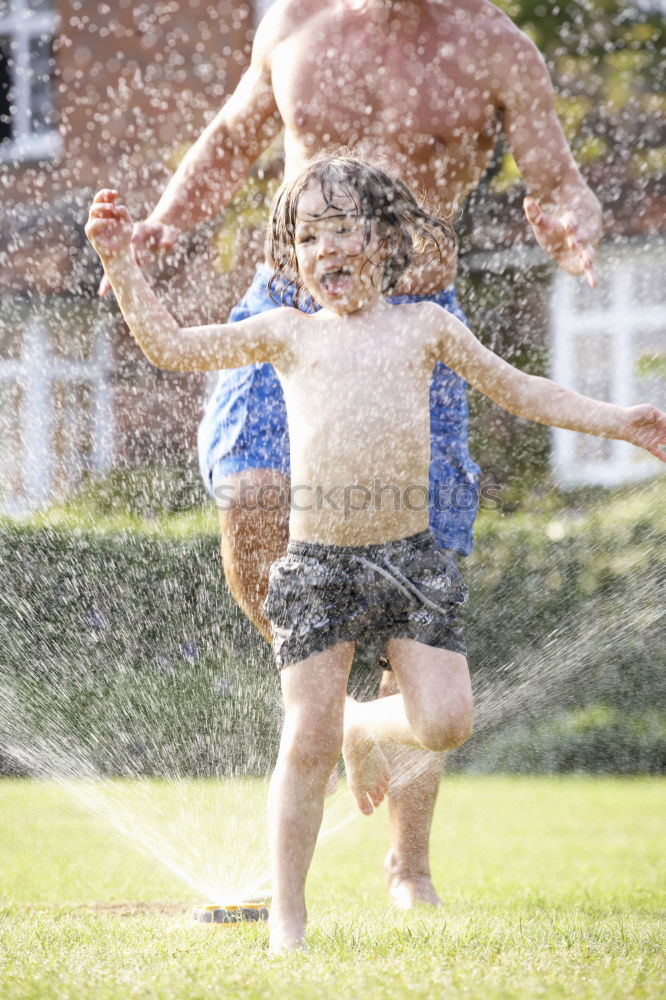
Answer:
[
  {"left": 413, "top": 693, "right": 473, "bottom": 752},
  {"left": 282, "top": 714, "right": 342, "bottom": 772},
  {"left": 445, "top": 695, "right": 474, "bottom": 750}
]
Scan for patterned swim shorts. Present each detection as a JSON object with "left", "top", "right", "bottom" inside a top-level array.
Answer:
[{"left": 263, "top": 529, "right": 468, "bottom": 669}]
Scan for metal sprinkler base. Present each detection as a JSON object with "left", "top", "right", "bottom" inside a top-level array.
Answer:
[{"left": 192, "top": 903, "right": 270, "bottom": 924}]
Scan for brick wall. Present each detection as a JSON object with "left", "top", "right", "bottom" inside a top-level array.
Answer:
[
  {"left": 0, "top": 1, "right": 267, "bottom": 490},
  {"left": 2, "top": 0, "right": 255, "bottom": 212}
]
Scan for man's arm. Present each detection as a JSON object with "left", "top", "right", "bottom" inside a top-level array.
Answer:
[
  {"left": 497, "top": 27, "right": 601, "bottom": 286},
  {"left": 87, "top": 191, "right": 290, "bottom": 372},
  {"left": 98, "top": 3, "right": 285, "bottom": 297},
  {"left": 147, "top": 3, "right": 285, "bottom": 235},
  {"left": 433, "top": 307, "right": 666, "bottom": 461}
]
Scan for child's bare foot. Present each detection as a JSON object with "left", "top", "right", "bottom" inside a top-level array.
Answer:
[
  {"left": 342, "top": 700, "right": 390, "bottom": 815},
  {"left": 268, "top": 909, "right": 307, "bottom": 955},
  {"left": 384, "top": 850, "right": 442, "bottom": 909}
]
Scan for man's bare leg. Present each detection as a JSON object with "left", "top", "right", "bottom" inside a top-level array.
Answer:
[
  {"left": 216, "top": 469, "right": 290, "bottom": 641},
  {"left": 344, "top": 641, "right": 472, "bottom": 905},
  {"left": 378, "top": 670, "right": 444, "bottom": 909}
]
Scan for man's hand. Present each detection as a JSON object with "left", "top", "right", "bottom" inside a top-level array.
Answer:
[
  {"left": 621, "top": 404, "right": 666, "bottom": 462},
  {"left": 86, "top": 190, "right": 133, "bottom": 262},
  {"left": 524, "top": 196, "right": 599, "bottom": 288},
  {"left": 97, "top": 218, "right": 182, "bottom": 297}
]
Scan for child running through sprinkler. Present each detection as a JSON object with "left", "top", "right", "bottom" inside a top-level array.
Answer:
[{"left": 86, "top": 155, "right": 666, "bottom": 954}]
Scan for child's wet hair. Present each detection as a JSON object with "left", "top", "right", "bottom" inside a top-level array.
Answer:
[{"left": 267, "top": 155, "right": 456, "bottom": 309}]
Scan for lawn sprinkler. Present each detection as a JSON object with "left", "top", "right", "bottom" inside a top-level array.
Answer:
[{"left": 192, "top": 900, "right": 270, "bottom": 925}]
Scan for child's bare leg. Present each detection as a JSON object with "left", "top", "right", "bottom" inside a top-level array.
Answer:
[
  {"left": 344, "top": 641, "right": 472, "bottom": 814},
  {"left": 341, "top": 701, "right": 391, "bottom": 815},
  {"left": 268, "top": 642, "right": 354, "bottom": 954}
]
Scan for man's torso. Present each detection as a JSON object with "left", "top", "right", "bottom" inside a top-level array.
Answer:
[{"left": 266, "top": 0, "right": 518, "bottom": 217}]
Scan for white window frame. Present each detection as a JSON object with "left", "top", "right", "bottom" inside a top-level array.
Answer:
[
  {"left": 0, "top": 301, "right": 114, "bottom": 515},
  {"left": 550, "top": 239, "right": 666, "bottom": 488},
  {"left": 0, "top": 0, "right": 61, "bottom": 163}
]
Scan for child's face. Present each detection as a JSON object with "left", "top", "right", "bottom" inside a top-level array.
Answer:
[{"left": 293, "top": 181, "right": 385, "bottom": 314}]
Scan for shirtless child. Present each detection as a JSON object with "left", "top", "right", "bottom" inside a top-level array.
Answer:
[
  {"left": 108, "top": 0, "right": 604, "bottom": 913},
  {"left": 86, "top": 156, "right": 666, "bottom": 955}
]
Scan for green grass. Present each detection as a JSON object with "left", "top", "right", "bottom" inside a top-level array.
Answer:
[{"left": 0, "top": 776, "right": 664, "bottom": 999}]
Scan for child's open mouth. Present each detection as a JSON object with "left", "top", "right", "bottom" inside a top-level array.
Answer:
[{"left": 320, "top": 267, "right": 352, "bottom": 294}]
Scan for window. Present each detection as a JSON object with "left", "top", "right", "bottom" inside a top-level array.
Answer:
[
  {"left": 0, "top": 300, "right": 114, "bottom": 514},
  {"left": 0, "top": 0, "right": 60, "bottom": 162},
  {"left": 550, "top": 241, "right": 666, "bottom": 487}
]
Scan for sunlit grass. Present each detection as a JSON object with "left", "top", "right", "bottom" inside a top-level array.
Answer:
[{"left": 0, "top": 776, "right": 663, "bottom": 999}]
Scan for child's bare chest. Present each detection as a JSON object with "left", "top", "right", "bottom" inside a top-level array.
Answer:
[
  {"left": 282, "top": 329, "right": 433, "bottom": 438},
  {"left": 298, "top": 335, "right": 427, "bottom": 389}
]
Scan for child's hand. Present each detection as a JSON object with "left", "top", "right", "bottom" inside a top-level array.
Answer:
[
  {"left": 98, "top": 218, "right": 182, "bottom": 297},
  {"left": 622, "top": 404, "right": 666, "bottom": 462},
  {"left": 86, "top": 190, "right": 133, "bottom": 260}
]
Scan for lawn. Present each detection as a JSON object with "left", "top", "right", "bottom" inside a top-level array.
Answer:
[{"left": 0, "top": 776, "right": 663, "bottom": 999}]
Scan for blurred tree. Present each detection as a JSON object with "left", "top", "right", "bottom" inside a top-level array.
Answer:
[
  {"left": 491, "top": 1, "right": 665, "bottom": 191},
  {"left": 495, "top": 0, "right": 664, "bottom": 70}
]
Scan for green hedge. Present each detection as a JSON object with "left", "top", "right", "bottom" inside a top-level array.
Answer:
[
  {"left": 456, "top": 705, "right": 666, "bottom": 775},
  {"left": 0, "top": 526, "right": 281, "bottom": 779},
  {"left": 1, "top": 476, "right": 664, "bottom": 776}
]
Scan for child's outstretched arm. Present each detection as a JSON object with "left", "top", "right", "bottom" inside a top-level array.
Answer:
[
  {"left": 431, "top": 307, "right": 666, "bottom": 462},
  {"left": 86, "top": 190, "right": 291, "bottom": 372}
]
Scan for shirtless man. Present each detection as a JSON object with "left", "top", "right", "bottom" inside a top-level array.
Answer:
[{"left": 105, "top": 0, "right": 601, "bottom": 909}]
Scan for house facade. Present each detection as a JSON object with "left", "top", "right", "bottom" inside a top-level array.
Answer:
[
  {"left": 0, "top": 0, "right": 260, "bottom": 514},
  {"left": 0, "top": 0, "right": 664, "bottom": 515}
]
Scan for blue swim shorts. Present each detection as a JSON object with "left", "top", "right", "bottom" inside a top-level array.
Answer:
[{"left": 198, "top": 265, "right": 481, "bottom": 555}]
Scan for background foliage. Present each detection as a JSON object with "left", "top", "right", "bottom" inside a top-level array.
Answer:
[{"left": 2, "top": 469, "right": 664, "bottom": 778}]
